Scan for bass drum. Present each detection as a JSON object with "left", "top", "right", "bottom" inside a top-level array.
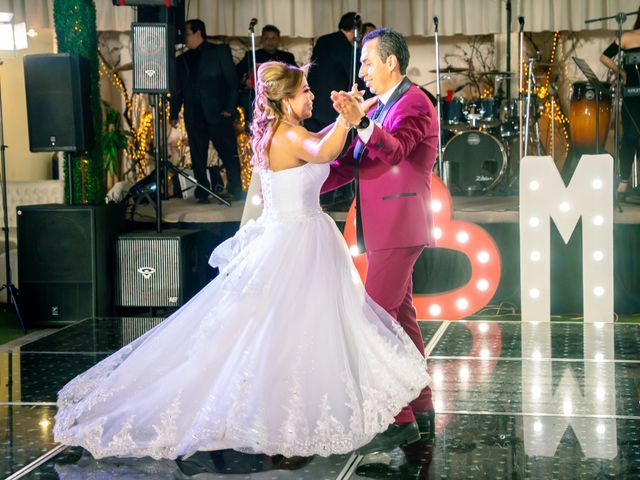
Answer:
[{"left": 443, "top": 131, "right": 507, "bottom": 194}]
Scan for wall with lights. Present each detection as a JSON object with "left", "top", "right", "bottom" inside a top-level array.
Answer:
[
  {"left": 519, "top": 155, "right": 614, "bottom": 323},
  {"left": 1, "top": 28, "right": 53, "bottom": 181}
]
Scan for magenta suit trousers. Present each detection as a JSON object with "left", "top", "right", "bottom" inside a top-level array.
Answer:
[{"left": 365, "top": 245, "right": 433, "bottom": 424}]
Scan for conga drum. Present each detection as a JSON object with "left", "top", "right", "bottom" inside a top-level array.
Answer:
[{"left": 569, "top": 82, "right": 612, "bottom": 151}]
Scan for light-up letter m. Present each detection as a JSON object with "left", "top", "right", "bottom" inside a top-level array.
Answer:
[{"left": 519, "top": 154, "right": 613, "bottom": 323}]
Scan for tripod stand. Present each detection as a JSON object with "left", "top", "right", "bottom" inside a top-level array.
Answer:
[
  {"left": 0, "top": 63, "right": 25, "bottom": 332},
  {"left": 144, "top": 94, "right": 230, "bottom": 232}
]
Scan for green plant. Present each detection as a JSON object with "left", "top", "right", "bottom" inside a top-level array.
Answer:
[{"left": 100, "top": 101, "right": 129, "bottom": 176}]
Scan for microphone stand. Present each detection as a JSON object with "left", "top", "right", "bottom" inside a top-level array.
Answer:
[
  {"left": 433, "top": 16, "right": 445, "bottom": 184},
  {"left": 351, "top": 14, "right": 360, "bottom": 88},
  {"left": 505, "top": 0, "right": 512, "bottom": 105},
  {"left": 248, "top": 18, "right": 258, "bottom": 108},
  {"left": 349, "top": 14, "right": 360, "bottom": 150}
]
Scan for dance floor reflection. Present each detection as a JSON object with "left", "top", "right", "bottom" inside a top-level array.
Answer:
[{"left": 1, "top": 317, "right": 639, "bottom": 479}]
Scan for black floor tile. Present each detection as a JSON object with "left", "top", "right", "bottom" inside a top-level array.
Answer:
[{"left": 0, "top": 405, "right": 58, "bottom": 478}]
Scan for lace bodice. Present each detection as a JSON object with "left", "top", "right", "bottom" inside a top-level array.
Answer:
[{"left": 259, "top": 162, "right": 329, "bottom": 218}]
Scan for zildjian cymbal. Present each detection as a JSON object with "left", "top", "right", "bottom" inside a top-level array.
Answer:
[{"left": 428, "top": 66, "right": 469, "bottom": 73}]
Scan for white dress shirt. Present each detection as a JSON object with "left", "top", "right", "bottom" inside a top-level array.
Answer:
[{"left": 357, "top": 78, "right": 404, "bottom": 144}]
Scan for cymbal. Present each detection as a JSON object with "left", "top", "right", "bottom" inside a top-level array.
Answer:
[
  {"left": 533, "top": 62, "right": 560, "bottom": 68},
  {"left": 429, "top": 66, "right": 469, "bottom": 73},
  {"left": 476, "top": 70, "right": 514, "bottom": 76}
]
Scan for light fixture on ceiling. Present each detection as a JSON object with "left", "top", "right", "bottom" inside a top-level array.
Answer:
[{"left": 0, "top": 11, "right": 28, "bottom": 52}]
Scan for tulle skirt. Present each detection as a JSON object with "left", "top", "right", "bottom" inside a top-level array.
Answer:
[{"left": 53, "top": 211, "right": 430, "bottom": 459}]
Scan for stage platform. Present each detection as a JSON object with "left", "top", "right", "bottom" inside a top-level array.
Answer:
[
  {"left": 2, "top": 317, "right": 639, "bottom": 479},
  {"left": 133, "top": 195, "right": 640, "bottom": 225},
  {"left": 133, "top": 195, "right": 640, "bottom": 316}
]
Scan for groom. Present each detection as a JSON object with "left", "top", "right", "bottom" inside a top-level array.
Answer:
[{"left": 324, "top": 27, "right": 438, "bottom": 454}]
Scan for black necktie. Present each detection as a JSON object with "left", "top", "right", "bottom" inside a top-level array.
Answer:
[{"left": 354, "top": 100, "right": 384, "bottom": 253}]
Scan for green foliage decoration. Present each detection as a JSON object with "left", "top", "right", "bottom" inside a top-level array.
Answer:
[{"left": 53, "top": 0, "right": 105, "bottom": 204}]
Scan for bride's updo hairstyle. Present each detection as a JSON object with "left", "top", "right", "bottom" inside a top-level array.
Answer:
[{"left": 251, "top": 61, "right": 309, "bottom": 170}]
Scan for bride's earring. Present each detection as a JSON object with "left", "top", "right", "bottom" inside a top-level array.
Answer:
[{"left": 287, "top": 103, "right": 292, "bottom": 117}]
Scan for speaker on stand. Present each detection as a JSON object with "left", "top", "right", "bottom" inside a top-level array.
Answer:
[
  {"left": 24, "top": 53, "right": 95, "bottom": 205},
  {"left": 131, "top": 22, "right": 229, "bottom": 230}
]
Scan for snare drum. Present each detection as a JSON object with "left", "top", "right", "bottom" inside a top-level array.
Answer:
[
  {"left": 443, "top": 131, "right": 507, "bottom": 193},
  {"left": 569, "top": 81, "right": 612, "bottom": 151}
]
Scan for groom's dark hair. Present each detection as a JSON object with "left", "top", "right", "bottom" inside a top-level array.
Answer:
[{"left": 363, "top": 28, "right": 410, "bottom": 75}]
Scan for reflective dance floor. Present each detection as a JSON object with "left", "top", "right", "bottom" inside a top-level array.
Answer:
[{"left": 1, "top": 317, "right": 639, "bottom": 479}]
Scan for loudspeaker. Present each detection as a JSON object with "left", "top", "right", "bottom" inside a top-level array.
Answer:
[
  {"left": 114, "top": 230, "right": 205, "bottom": 307},
  {"left": 17, "top": 204, "right": 125, "bottom": 326},
  {"left": 23, "top": 53, "right": 94, "bottom": 152},
  {"left": 137, "top": 0, "right": 185, "bottom": 44},
  {"left": 132, "top": 22, "right": 175, "bottom": 93}
]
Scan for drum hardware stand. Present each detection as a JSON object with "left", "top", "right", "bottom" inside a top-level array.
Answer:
[
  {"left": 523, "top": 57, "right": 535, "bottom": 155},
  {"left": 433, "top": 16, "right": 447, "bottom": 185}
]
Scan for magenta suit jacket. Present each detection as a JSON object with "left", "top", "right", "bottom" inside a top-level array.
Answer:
[{"left": 322, "top": 84, "right": 438, "bottom": 251}]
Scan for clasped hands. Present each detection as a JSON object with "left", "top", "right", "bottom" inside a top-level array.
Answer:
[{"left": 331, "top": 84, "right": 378, "bottom": 128}]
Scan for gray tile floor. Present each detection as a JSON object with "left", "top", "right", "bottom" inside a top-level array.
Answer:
[{"left": 3, "top": 317, "right": 640, "bottom": 479}]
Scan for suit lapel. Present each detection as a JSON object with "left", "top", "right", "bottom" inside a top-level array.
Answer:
[
  {"left": 374, "top": 77, "right": 413, "bottom": 127},
  {"left": 354, "top": 77, "right": 413, "bottom": 161}
]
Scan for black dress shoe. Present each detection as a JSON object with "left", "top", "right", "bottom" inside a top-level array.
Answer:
[
  {"left": 356, "top": 422, "right": 421, "bottom": 455},
  {"left": 196, "top": 196, "right": 210, "bottom": 204},
  {"left": 356, "top": 462, "right": 422, "bottom": 479},
  {"left": 414, "top": 410, "right": 435, "bottom": 441}
]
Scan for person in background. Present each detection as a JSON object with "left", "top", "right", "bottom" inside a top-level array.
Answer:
[
  {"left": 306, "top": 12, "right": 366, "bottom": 132},
  {"left": 600, "top": 6, "right": 640, "bottom": 201},
  {"left": 170, "top": 19, "right": 242, "bottom": 203},
  {"left": 362, "top": 22, "right": 377, "bottom": 36},
  {"left": 237, "top": 24, "right": 297, "bottom": 125}
]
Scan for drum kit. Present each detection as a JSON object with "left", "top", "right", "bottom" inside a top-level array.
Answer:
[
  {"left": 431, "top": 62, "right": 583, "bottom": 196},
  {"left": 432, "top": 67, "right": 527, "bottom": 195}
]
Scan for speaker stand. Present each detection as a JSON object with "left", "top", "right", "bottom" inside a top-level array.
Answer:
[
  {"left": 166, "top": 162, "right": 231, "bottom": 206},
  {"left": 0, "top": 79, "right": 26, "bottom": 332},
  {"left": 154, "top": 95, "right": 231, "bottom": 208}
]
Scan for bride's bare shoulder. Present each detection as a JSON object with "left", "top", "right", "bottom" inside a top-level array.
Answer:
[{"left": 269, "top": 124, "right": 306, "bottom": 171}]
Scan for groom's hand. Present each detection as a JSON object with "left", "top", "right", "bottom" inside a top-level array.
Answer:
[{"left": 331, "top": 85, "right": 365, "bottom": 127}]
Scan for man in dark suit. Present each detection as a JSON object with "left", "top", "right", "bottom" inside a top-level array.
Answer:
[
  {"left": 170, "top": 19, "right": 241, "bottom": 203},
  {"left": 236, "top": 24, "right": 296, "bottom": 126},
  {"left": 236, "top": 24, "right": 296, "bottom": 85},
  {"left": 306, "top": 12, "right": 366, "bottom": 133}
]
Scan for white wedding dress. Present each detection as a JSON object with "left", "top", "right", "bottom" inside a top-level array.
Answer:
[{"left": 53, "top": 161, "right": 431, "bottom": 460}]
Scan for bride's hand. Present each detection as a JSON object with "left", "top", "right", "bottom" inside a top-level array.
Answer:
[{"left": 360, "top": 95, "right": 379, "bottom": 113}]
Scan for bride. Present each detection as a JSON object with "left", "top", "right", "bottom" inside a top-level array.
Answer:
[{"left": 53, "top": 61, "right": 431, "bottom": 460}]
